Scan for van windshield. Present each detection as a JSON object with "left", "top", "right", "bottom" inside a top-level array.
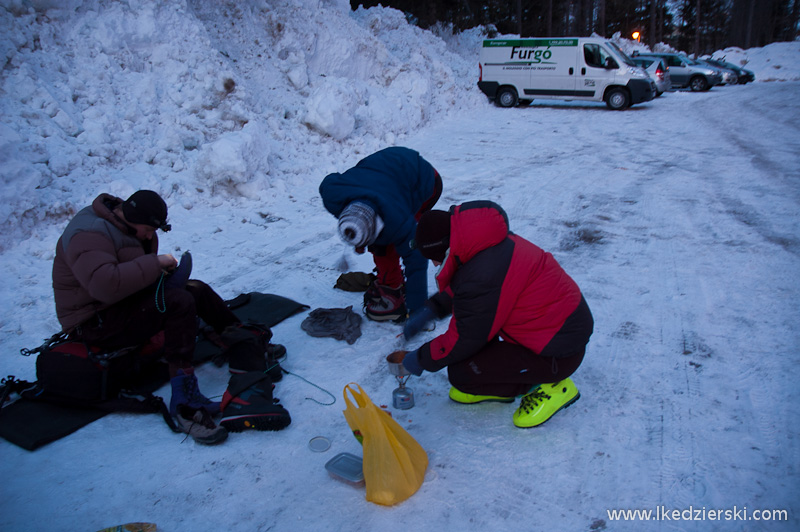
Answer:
[{"left": 606, "top": 42, "right": 637, "bottom": 67}]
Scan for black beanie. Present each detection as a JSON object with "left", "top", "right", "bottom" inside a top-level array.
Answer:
[
  {"left": 122, "top": 190, "right": 170, "bottom": 231},
  {"left": 414, "top": 209, "right": 451, "bottom": 262}
]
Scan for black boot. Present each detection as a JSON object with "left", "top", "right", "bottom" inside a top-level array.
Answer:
[
  {"left": 220, "top": 323, "right": 284, "bottom": 382},
  {"left": 220, "top": 372, "right": 291, "bottom": 432}
]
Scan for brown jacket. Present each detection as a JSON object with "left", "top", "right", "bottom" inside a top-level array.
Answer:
[{"left": 52, "top": 194, "right": 163, "bottom": 330}]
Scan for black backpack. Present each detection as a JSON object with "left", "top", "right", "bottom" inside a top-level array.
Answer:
[{"left": 15, "top": 332, "right": 180, "bottom": 431}]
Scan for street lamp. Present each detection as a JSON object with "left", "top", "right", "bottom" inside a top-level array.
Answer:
[{"left": 632, "top": 31, "right": 641, "bottom": 42}]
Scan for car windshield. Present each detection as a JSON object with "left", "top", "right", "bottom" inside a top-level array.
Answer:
[{"left": 606, "top": 42, "right": 637, "bottom": 67}]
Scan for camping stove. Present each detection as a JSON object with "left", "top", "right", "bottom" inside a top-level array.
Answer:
[{"left": 386, "top": 351, "right": 415, "bottom": 410}]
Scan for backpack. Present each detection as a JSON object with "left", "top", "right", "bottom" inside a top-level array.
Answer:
[{"left": 16, "top": 332, "right": 180, "bottom": 432}]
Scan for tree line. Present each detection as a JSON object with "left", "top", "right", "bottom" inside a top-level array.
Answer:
[{"left": 350, "top": 0, "right": 799, "bottom": 55}]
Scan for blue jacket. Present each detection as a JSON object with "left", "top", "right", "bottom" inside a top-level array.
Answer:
[{"left": 319, "top": 147, "right": 438, "bottom": 312}]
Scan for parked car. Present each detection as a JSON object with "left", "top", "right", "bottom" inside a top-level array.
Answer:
[
  {"left": 694, "top": 58, "right": 738, "bottom": 85},
  {"left": 633, "top": 52, "right": 722, "bottom": 91},
  {"left": 703, "top": 57, "right": 756, "bottom": 84},
  {"left": 632, "top": 56, "right": 671, "bottom": 96}
]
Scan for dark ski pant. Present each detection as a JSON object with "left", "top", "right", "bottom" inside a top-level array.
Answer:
[
  {"left": 75, "top": 280, "right": 239, "bottom": 370},
  {"left": 447, "top": 296, "right": 593, "bottom": 397}
]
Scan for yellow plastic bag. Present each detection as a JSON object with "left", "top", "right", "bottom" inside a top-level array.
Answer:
[{"left": 342, "top": 383, "right": 428, "bottom": 505}]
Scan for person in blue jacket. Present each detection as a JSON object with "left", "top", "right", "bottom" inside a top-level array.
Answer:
[{"left": 319, "top": 147, "right": 442, "bottom": 322}]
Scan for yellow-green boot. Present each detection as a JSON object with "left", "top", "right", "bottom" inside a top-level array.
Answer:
[
  {"left": 448, "top": 386, "right": 515, "bottom": 404},
  {"left": 513, "top": 378, "right": 580, "bottom": 428}
]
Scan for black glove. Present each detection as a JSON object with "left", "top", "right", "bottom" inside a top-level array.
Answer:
[{"left": 401, "top": 349, "right": 424, "bottom": 376}]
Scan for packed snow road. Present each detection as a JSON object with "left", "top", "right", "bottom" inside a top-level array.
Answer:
[
  {"left": 396, "top": 82, "right": 800, "bottom": 529},
  {"left": 1, "top": 81, "right": 798, "bottom": 532}
]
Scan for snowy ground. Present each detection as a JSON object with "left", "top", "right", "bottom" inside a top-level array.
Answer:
[{"left": 1, "top": 1, "right": 799, "bottom": 531}]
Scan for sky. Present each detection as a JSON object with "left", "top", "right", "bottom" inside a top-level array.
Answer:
[{"left": 1, "top": 1, "right": 799, "bottom": 531}]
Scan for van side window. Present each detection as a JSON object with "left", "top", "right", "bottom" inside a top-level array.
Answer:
[
  {"left": 584, "top": 44, "right": 616, "bottom": 69},
  {"left": 584, "top": 44, "right": 602, "bottom": 68}
]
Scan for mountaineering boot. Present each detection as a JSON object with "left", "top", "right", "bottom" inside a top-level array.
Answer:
[
  {"left": 220, "top": 371, "right": 291, "bottom": 432},
  {"left": 220, "top": 323, "right": 285, "bottom": 382},
  {"left": 175, "top": 405, "right": 228, "bottom": 445},
  {"left": 169, "top": 368, "right": 221, "bottom": 416},
  {"left": 363, "top": 282, "right": 407, "bottom": 323},
  {"left": 448, "top": 386, "right": 515, "bottom": 404},
  {"left": 512, "top": 378, "right": 580, "bottom": 428}
]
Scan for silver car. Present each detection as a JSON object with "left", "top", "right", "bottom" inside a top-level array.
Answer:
[
  {"left": 632, "top": 56, "right": 672, "bottom": 96},
  {"left": 694, "top": 58, "right": 738, "bottom": 85},
  {"left": 633, "top": 52, "right": 722, "bottom": 91}
]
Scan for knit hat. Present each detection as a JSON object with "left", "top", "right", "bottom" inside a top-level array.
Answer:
[
  {"left": 413, "top": 209, "right": 450, "bottom": 262},
  {"left": 337, "top": 202, "right": 384, "bottom": 248},
  {"left": 122, "top": 190, "right": 170, "bottom": 232}
]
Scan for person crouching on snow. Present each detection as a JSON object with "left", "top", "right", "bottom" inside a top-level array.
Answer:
[
  {"left": 319, "top": 147, "right": 442, "bottom": 323},
  {"left": 399, "top": 200, "right": 594, "bottom": 428}
]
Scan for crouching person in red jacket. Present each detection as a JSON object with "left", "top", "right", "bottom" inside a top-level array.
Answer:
[{"left": 400, "top": 200, "right": 593, "bottom": 428}]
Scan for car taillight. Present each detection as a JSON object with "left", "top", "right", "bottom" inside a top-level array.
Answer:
[
  {"left": 479, "top": 63, "right": 483, "bottom": 82},
  {"left": 656, "top": 66, "right": 664, "bottom": 80}
]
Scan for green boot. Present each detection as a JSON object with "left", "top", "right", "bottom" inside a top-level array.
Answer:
[
  {"left": 448, "top": 386, "right": 515, "bottom": 404},
  {"left": 513, "top": 378, "right": 580, "bottom": 428}
]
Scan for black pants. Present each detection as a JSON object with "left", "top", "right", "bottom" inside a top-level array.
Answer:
[
  {"left": 447, "top": 296, "right": 593, "bottom": 397},
  {"left": 76, "top": 280, "right": 239, "bottom": 366}
]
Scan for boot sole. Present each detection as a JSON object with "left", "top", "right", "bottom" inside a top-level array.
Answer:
[
  {"left": 221, "top": 413, "right": 291, "bottom": 432},
  {"left": 186, "top": 430, "right": 229, "bottom": 445},
  {"left": 450, "top": 396, "right": 515, "bottom": 404},
  {"left": 513, "top": 392, "right": 581, "bottom": 429},
  {"left": 364, "top": 312, "right": 406, "bottom": 323}
]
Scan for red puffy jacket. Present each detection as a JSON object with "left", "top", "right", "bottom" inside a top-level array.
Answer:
[{"left": 418, "top": 201, "right": 586, "bottom": 371}]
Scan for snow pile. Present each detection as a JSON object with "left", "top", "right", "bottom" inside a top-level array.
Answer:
[
  {"left": 711, "top": 41, "right": 800, "bottom": 81},
  {"left": 0, "top": 0, "right": 483, "bottom": 251}
]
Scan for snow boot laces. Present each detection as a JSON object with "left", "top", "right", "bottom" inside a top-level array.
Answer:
[
  {"left": 176, "top": 405, "right": 228, "bottom": 445},
  {"left": 512, "top": 378, "right": 580, "bottom": 428},
  {"left": 169, "top": 369, "right": 221, "bottom": 416}
]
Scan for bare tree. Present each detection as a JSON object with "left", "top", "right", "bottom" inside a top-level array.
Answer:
[
  {"left": 694, "top": 0, "right": 701, "bottom": 55},
  {"left": 650, "top": 0, "right": 657, "bottom": 46}
]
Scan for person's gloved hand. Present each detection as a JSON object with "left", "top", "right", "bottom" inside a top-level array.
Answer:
[
  {"left": 403, "top": 306, "right": 435, "bottom": 340},
  {"left": 401, "top": 349, "right": 424, "bottom": 376}
]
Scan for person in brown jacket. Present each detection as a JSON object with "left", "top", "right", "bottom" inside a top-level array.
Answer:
[{"left": 52, "top": 190, "right": 249, "bottom": 443}]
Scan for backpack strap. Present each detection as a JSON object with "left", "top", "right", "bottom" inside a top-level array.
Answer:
[
  {"left": 91, "top": 390, "right": 183, "bottom": 434},
  {"left": 0, "top": 376, "right": 36, "bottom": 409},
  {"left": 113, "top": 390, "right": 183, "bottom": 433}
]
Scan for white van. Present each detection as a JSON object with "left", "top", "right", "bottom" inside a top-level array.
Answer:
[{"left": 478, "top": 37, "right": 656, "bottom": 110}]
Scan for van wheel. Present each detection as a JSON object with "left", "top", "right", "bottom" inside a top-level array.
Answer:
[
  {"left": 689, "top": 76, "right": 708, "bottom": 92},
  {"left": 496, "top": 87, "right": 518, "bottom": 108},
  {"left": 605, "top": 88, "right": 630, "bottom": 110}
]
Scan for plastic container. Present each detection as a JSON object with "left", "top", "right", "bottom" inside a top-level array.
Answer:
[{"left": 325, "top": 452, "right": 365, "bottom": 486}]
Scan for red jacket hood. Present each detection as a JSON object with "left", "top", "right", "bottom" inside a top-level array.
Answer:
[{"left": 436, "top": 201, "right": 510, "bottom": 290}]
